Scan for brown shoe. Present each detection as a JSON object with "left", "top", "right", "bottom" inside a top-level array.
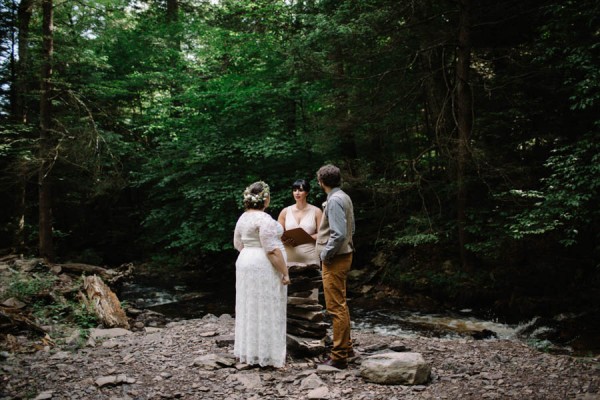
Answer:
[
  {"left": 321, "top": 358, "right": 348, "bottom": 369},
  {"left": 347, "top": 349, "right": 360, "bottom": 363}
]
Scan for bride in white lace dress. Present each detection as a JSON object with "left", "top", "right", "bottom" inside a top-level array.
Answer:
[{"left": 233, "top": 181, "right": 290, "bottom": 368}]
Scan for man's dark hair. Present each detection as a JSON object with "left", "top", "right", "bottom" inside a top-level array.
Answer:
[{"left": 317, "top": 164, "right": 342, "bottom": 188}]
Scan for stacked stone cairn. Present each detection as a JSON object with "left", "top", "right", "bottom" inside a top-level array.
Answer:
[{"left": 286, "top": 263, "right": 329, "bottom": 356}]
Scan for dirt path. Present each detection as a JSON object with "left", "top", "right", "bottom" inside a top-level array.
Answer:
[{"left": 1, "top": 314, "right": 599, "bottom": 400}]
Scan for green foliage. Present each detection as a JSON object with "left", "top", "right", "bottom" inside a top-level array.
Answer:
[
  {"left": 71, "top": 301, "right": 99, "bottom": 329},
  {"left": 124, "top": 0, "right": 327, "bottom": 260},
  {"left": 385, "top": 215, "right": 440, "bottom": 247},
  {"left": 496, "top": 0, "right": 599, "bottom": 248},
  {"left": 381, "top": 259, "right": 489, "bottom": 300},
  {"left": 464, "top": 227, "right": 505, "bottom": 260},
  {"left": 31, "top": 301, "right": 67, "bottom": 324},
  {"left": 392, "top": 233, "right": 439, "bottom": 247},
  {"left": 31, "top": 298, "right": 98, "bottom": 329},
  {"left": 381, "top": 269, "right": 418, "bottom": 290},
  {"left": 424, "top": 270, "right": 476, "bottom": 297},
  {"left": 6, "top": 273, "right": 57, "bottom": 301},
  {"left": 536, "top": 0, "right": 600, "bottom": 112},
  {"left": 0, "top": 0, "right": 598, "bottom": 287},
  {"left": 3, "top": 270, "right": 98, "bottom": 330},
  {"left": 506, "top": 134, "right": 599, "bottom": 246}
]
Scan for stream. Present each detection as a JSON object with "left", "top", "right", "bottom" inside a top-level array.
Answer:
[{"left": 118, "top": 275, "right": 600, "bottom": 358}]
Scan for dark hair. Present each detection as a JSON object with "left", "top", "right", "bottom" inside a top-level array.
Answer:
[
  {"left": 316, "top": 164, "right": 341, "bottom": 188},
  {"left": 242, "top": 181, "right": 270, "bottom": 210},
  {"left": 292, "top": 179, "right": 310, "bottom": 193}
]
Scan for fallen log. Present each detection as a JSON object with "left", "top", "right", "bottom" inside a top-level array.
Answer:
[
  {"left": 83, "top": 275, "right": 129, "bottom": 329},
  {"left": 2, "top": 256, "right": 134, "bottom": 286},
  {"left": 50, "top": 262, "right": 115, "bottom": 279},
  {"left": 50, "top": 262, "right": 134, "bottom": 284},
  {"left": 0, "top": 305, "right": 47, "bottom": 335},
  {"left": 0, "top": 253, "right": 21, "bottom": 263}
]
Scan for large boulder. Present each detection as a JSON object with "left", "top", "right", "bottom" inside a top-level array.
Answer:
[{"left": 360, "top": 352, "right": 431, "bottom": 385}]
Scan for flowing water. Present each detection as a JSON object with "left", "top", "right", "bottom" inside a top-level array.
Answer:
[
  {"left": 353, "top": 309, "right": 517, "bottom": 340},
  {"left": 119, "top": 277, "right": 599, "bottom": 357},
  {"left": 119, "top": 280, "right": 235, "bottom": 320}
]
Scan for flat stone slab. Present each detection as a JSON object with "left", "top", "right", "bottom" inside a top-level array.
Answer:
[
  {"left": 89, "top": 327, "right": 132, "bottom": 340},
  {"left": 360, "top": 352, "right": 431, "bottom": 385}
]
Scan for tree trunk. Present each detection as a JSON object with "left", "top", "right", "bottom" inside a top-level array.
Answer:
[
  {"left": 13, "top": 0, "right": 34, "bottom": 251},
  {"left": 51, "top": 262, "right": 134, "bottom": 284},
  {"left": 331, "top": 49, "right": 358, "bottom": 175},
  {"left": 39, "top": 0, "right": 54, "bottom": 261},
  {"left": 455, "top": 0, "right": 472, "bottom": 270},
  {"left": 420, "top": 44, "right": 453, "bottom": 173},
  {"left": 14, "top": 175, "right": 26, "bottom": 250},
  {"left": 166, "top": 0, "right": 178, "bottom": 24},
  {"left": 166, "top": 0, "right": 180, "bottom": 56},
  {"left": 82, "top": 275, "right": 130, "bottom": 329},
  {"left": 15, "top": 0, "right": 34, "bottom": 124},
  {"left": 166, "top": 0, "right": 183, "bottom": 118}
]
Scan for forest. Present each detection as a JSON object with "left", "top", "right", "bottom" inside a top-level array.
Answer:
[{"left": 0, "top": 0, "right": 598, "bottom": 319}]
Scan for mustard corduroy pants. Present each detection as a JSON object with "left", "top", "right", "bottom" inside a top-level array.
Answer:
[{"left": 322, "top": 252, "right": 353, "bottom": 360}]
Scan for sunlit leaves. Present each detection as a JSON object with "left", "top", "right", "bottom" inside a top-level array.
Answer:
[{"left": 506, "top": 134, "right": 600, "bottom": 246}]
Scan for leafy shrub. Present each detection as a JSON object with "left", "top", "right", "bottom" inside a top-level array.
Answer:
[
  {"left": 507, "top": 134, "right": 599, "bottom": 246},
  {"left": 5, "top": 273, "right": 57, "bottom": 301},
  {"left": 3, "top": 271, "right": 98, "bottom": 330}
]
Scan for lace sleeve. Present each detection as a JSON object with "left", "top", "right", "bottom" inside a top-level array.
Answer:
[
  {"left": 233, "top": 221, "right": 243, "bottom": 251},
  {"left": 259, "top": 215, "right": 282, "bottom": 252}
]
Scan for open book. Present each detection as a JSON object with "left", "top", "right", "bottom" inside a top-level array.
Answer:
[{"left": 281, "top": 227, "right": 316, "bottom": 246}]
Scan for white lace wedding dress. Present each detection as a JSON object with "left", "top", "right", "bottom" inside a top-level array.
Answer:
[{"left": 233, "top": 211, "right": 288, "bottom": 367}]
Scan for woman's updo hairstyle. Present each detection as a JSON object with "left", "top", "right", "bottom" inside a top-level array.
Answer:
[
  {"left": 243, "top": 181, "right": 270, "bottom": 210},
  {"left": 292, "top": 179, "right": 310, "bottom": 193}
]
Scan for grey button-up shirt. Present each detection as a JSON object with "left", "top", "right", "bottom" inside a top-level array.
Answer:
[{"left": 320, "top": 187, "right": 355, "bottom": 262}]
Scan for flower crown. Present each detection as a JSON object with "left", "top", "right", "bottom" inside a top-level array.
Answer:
[{"left": 243, "top": 181, "right": 270, "bottom": 206}]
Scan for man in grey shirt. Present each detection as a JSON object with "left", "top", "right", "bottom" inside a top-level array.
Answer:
[{"left": 315, "top": 164, "right": 355, "bottom": 369}]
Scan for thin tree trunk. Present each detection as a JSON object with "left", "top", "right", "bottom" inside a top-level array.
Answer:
[
  {"left": 39, "top": 0, "right": 54, "bottom": 261},
  {"left": 166, "top": 0, "right": 180, "bottom": 57},
  {"left": 9, "top": 3, "right": 18, "bottom": 118},
  {"left": 16, "top": 0, "right": 34, "bottom": 123},
  {"left": 13, "top": 0, "right": 34, "bottom": 250},
  {"left": 420, "top": 45, "right": 453, "bottom": 167},
  {"left": 15, "top": 176, "right": 26, "bottom": 250},
  {"left": 166, "top": 0, "right": 178, "bottom": 24},
  {"left": 455, "top": 0, "right": 472, "bottom": 270},
  {"left": 166, "top": 0, "right": 182, "bottom": 118}
]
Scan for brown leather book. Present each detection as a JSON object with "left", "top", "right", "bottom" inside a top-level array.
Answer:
[{"left": 281, "top": 227, "right": 316, "bottom": 246}]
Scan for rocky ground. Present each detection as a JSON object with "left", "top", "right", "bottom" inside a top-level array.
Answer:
[{"left": 1, "top": 313, "right": 599, "bottom": 400}]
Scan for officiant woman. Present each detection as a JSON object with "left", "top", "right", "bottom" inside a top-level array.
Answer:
[{"left": 277, "top": 179, "right": 323, "bottom": 267}]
